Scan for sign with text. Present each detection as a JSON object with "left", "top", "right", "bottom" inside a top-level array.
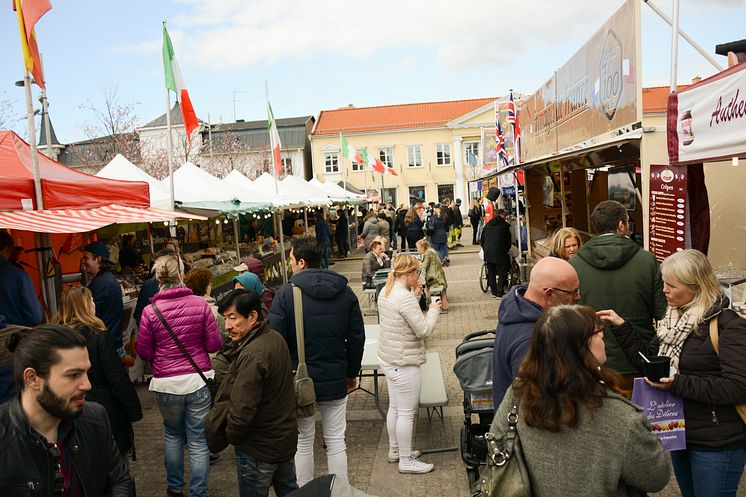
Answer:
[
  {"left": 668, "top": 61, "right": 746, "bottom": 165},
  {"left": 520, "top": 0, "right": 641, "bottom": 163},
  {"left": 632, "top": 378, "right": 686, "bottom": 452},
  {"left": 649, "top": 164, "right": 687, "bottom": 262}
]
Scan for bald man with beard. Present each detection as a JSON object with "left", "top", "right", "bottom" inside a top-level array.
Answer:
[{"left": 492, "top": 257, "right": 580, "bottom": 407}]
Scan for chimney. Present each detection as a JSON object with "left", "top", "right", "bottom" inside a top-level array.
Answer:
[{"left": 691, "top": 75, "right": 702, "bottom": 84}]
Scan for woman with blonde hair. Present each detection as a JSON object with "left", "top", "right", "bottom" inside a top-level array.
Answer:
[
  {"left": 415, "top": 239, "right": 448, "bottom": 312},
  {"left": 550, "top": 227, "right": 582, "bottom": 260},
  {"left": 52, "top": 286, "right": 142, "bottom": 458},
  {"left": 137, "top": 254, "right": 223, "bottom": 497},
  {"left": 377, "top": 254, "right": 441, "bottom": 474},
  {"left": 599, "top": 249, "right": 746, "bottom": 497}
]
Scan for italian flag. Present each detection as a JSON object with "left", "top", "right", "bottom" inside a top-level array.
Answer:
[
  {"left": 361, "top": 148, "right": 385, "bottom": 174},
  {"left": 162, "top": 24, "right": 198, "bottom": 144},
  {"left": 266, "top": 88, "right": 283, "bottom": 175},
  {"left": 339, "top": 135, "right": 363, "bottom": 166}
]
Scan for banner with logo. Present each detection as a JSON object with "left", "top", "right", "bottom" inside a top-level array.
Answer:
[
  {"left": 667, "top": 61, "right": 746, "bottom": 165},
  {"left": 481, "top": 127, "right": 498, "bottom": 174},
  {"left": 519, "top": 0, "right": 641, "bottom": 163}
]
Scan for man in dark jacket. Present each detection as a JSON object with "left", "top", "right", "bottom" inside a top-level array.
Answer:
[
  {"left": 0, "top": 324, "right": 134, "bottom": 496},
  {"left": 269, "top": 237, "right": 365, "bottom": 487},
  {"left": 209, "top": 289, "right": 298, "bottom": 497},
  {"left": 452, "top": 198, "right": 464, "bottom": 245},
  {"left": 492, "top": 257, "right": 579, "bottom": 407},
  {"left": 315, "top": 211, "right": 331, "bottom": 269},
  {"left": 0, "top": 231, "right": 42, "bottom": 327},
  {"left": 334, "top": 209, "right": 350, "bottom": 258},
  {"left": 134, "top": 248, "right": 177, "bottom": 326},
  {"left": 569, "top": 200, "right": 667, "bottom": 384},
  {"left": 83, "top": 241, "right": 124, "bottom": 357},
  {"left": 481, "top": 209, "right": 512, "bottom": 298}
]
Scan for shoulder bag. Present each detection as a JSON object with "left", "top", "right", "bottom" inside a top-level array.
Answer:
[
  {"left": 470, "top": 400, "right": 532, "bottom": 497},
  {"left": 292, "top": 284, "right": 316, "bottom": 418},
  {"left": 708, "top": 315, "right": 746, "bottom": 424},
  {"left": 150, "top": 303, "right": 218, "bottom": 405}
]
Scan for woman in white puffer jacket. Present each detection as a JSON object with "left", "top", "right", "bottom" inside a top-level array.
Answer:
[{"left": 377, "top": 254, "right": 441, "bottom": 474}]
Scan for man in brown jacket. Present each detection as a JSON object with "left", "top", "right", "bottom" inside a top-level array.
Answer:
[{"left": 210, "top": 289, "right": 298, "bottom": 497}]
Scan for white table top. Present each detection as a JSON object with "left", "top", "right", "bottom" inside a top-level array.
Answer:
[{"left": 361, "top": 324, "right": 380, "bottom": 370}]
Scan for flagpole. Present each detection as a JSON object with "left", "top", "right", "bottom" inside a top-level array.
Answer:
[
  {"left": 509, "top": 90, "right": 521, "bottom": 256},
  {"left": 266, "top": 80, "right": 287, "bottom": 282}
]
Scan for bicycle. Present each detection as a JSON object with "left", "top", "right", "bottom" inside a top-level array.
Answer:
[{"left": 479, "top": 257, "right": 522, "bottom": 294}]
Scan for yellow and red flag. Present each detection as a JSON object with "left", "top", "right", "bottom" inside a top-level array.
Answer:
[{"left": 12, "top": 0, "right": 52, "bottom": 89}]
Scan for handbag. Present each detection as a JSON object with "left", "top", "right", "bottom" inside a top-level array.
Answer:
[
  {"left": 292, "top": 284, "right": 316, "bottom": 418},
  {"left": 708, "top": 315, "right": 746, "bottom": 424},
  {"left": 150, "top": 303, "right": 218, "bottom": 405},
  {"left": 470, "top": 400, "right": 532, "bottom": 497}
]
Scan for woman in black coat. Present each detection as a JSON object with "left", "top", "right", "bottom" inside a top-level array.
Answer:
[
  {"left": 394, "top": 205, "right": 409, "bottom": 251},
  {"left": 480, "top": 209, "right": 512, "bottom": 297},
  {"left": 405, "top": 208, "right": 424, "bottom": 249},
  {"left": 334, "top": 209, "right": 350, "bottom": 257},
  {"left": 52, "top": 286, "right": 143, "bottom": 458}
]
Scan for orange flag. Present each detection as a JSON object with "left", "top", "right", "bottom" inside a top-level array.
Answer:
[{"left": 13, "top": 0, "right": 52, "bottom": 89}]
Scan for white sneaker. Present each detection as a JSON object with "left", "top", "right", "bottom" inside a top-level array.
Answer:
[
  {"left": 387, "top": 449, "right": 422, "bottom": 463},
  {"left": 398, "top": 456, "right": 434, "bottom": 474}
]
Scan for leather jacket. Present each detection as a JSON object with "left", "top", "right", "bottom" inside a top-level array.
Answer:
[{"left": 0, "top": 398, "right": 134, "bottom": 497}]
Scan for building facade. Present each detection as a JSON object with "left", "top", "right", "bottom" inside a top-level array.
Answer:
[{"left": 310, "top": 98, "right": 509, "bottom": 206}]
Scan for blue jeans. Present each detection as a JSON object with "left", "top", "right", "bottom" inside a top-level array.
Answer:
[
  {"left": 320, "top": 242, "right": 330, "bottom": 269},
  {"left": 433, "top": 242, "right": 448, "bottom": 262},
  {"left": 235, "top": 448, "right": 298, "bottom": 497},
  {"left": 671, "top": 447, "right": 746, "bottom": 497},
  {"left": 155, "top": 386, "right": 212, "bottom": 497}
]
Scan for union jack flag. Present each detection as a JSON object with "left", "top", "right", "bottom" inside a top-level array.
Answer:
[
  {"left": 496, "top": 119, "right": 509, "bottom": 168},
  {"left": 507, "top": 90, "right": 521, "bottom": 163}
]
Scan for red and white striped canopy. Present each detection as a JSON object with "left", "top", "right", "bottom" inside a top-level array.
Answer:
[{"left": 0, "top": 204, "right": 206, "bottom": 233}]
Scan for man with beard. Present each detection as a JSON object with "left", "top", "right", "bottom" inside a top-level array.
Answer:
[{"left": 0, "top": 324, "right": 134, "bottom": 496}]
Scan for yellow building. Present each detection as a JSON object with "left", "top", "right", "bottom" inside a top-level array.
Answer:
[{"left": 310, "top": 97, "right": 507, "bottom": 207}]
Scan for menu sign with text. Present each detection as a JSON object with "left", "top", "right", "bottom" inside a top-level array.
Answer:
[{"left": 649, "top": 165, "right": 687, "bottom": 262}]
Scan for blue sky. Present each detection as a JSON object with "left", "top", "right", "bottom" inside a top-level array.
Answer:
[{"left": 1, "top": 0, "right": 743, "bottom": 143}]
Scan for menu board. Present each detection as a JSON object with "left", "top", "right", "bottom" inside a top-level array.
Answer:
[{"left": 649, "top": 165, "right": 687, "bottom": 262}]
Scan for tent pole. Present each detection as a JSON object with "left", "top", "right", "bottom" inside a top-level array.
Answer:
[
  {"left": 233, "top": 217, "right": 241, "bottom": 261},
  {"left": 304, "top": 208, "right": 309, "bottom": 237},
  {"left": 276, "top": 211, "right": 288, "bottom": 283}
]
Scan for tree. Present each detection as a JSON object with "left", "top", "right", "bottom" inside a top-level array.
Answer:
[
  {"left": 69, "top": 85, "right": 141, "bottom": 169},
  {"left": 0, "top": 93, "right": 21, "bottom": 133}
]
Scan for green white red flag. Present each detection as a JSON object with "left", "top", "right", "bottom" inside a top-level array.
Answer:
[
  {"left": 361, "top": 148, "right": 386, "bottom": 174},
  {"left": 162, "top": 24, "right": 198, "bottom": 144},
  {"left": 265, "top": 86, "right": 283, "bottom": 175},
  {"left": 339, "top": 135, "right": 363, "bottom": 166}
]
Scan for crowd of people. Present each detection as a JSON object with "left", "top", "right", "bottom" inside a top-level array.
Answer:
[{"left": 2, "top": 193, "right": 746, "bottom": 497}]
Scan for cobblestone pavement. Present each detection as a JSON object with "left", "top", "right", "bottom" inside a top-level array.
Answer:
[{"left": 128, "top": 227, "right": 745, "bottom": 497}]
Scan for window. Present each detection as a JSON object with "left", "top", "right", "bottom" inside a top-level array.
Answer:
[
  {"left": 281, "top": 157, "right": 292, "bottom": 175},
  {"left": 436, "top": 143, "right": 451, "bottom": 165},
  {"left": 382, "top": 188, "right": 397, "bottom": 206},
  {"left": 437, "top": 184, "right": 454, "bottom": 203},
  {"left": 351, "top": 158, "right": 364, "bottom": 172},
  {"left": 379, "top": 147, "right": 394, "bottom": 170},
  {"left": 409, "top": 185, "right": 425, "bottom": 202},
  {"left": 324, "top": 153, "right": 339, "bottom": 174},
  {"left": 407, "top": 145, "right": 422, "bottom": 168},
  {"left": 464, "top": 142, "right": 480, "bottom": 166}
]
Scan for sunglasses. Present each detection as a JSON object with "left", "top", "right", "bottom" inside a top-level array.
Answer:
[{"left": 49, "top": 443, "right": 64, "bottom": 495}]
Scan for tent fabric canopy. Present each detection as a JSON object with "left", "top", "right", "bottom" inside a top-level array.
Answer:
[
  {"left": 96, "top": 154, "right": 171, "bottom": 209},
  {"left": 252, "top": 172, "right": 316, "bottom": 206},
  {"left": 309, "top": 178, "right": 365, "bottom": 204},
  {"left": 0, "top": 204, "right": 205, "bottom": 234},
  {"left": 223, "top": 170, "right": 299, "bottom": 208},
  {"left": 280, "top": 175, "right": 332, "bottom": 206},
  {"left": 0, "top": 131, "right": 150, "bottom": 210}
]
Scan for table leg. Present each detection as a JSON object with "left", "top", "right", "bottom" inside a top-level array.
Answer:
[{"left": 373, "top": 370, "right": 385, "bottom": 418}]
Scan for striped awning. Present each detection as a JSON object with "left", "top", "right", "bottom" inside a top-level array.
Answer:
[{"left": 0, "top": 204, "right": 207, "bottom": 233}]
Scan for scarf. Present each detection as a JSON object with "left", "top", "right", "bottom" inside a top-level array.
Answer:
[{"left": 657, "top": 306, "right": 699, "bottom": 373}]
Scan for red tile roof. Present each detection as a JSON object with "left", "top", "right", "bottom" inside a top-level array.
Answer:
[
  {"left": 643, "top": 85, "right": 691, "bottom": 114},
  {"left": 312, "top": 98, "right": 496, "bottom": 136}
]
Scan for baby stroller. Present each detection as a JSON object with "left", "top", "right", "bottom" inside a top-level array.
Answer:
[{"left": 453, "top": 329, "right": 495, "bottom": 485}]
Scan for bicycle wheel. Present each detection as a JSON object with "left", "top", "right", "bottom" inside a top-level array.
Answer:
[{"left": 479, "top": 263, "right": 489, "bottom": 293}]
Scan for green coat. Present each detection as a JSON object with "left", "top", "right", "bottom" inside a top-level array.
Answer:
[
  {"left": 421, "top": 248, "right": 447, "bottom": 289},
  {"left": 569, "top": 234, "right": 666, "bottom": 375}
]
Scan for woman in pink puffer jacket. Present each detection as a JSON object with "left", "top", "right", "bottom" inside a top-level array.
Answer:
[{"left": 137, "top": 254, "right": 222, "bottom": 497}]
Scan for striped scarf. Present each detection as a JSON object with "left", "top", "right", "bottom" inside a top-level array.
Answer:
[{"left": 657, "top": 306, "right": 699, "bottom": 373}]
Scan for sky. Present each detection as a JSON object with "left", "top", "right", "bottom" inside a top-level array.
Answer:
[{"left": 1, "top": 0, "right": 744, "bottom": 144}]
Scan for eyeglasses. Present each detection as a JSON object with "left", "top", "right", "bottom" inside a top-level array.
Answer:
[
  {"left": 49, "top": 443, "right": 64, "bottom": 495},
  {"left": 592, "top": 325, "right": 605, "bottom": 335},
  {"left": 544, "top": 286, "right": 580, "bottom": 296}
]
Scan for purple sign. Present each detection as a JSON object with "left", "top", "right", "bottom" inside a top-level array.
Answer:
[{"left": 631, "top": 377, "right": 686, "bottom": 452}]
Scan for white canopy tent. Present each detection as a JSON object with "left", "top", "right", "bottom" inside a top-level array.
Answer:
[
  {"left": 160, "top": 162, "right": 271, "bottom": 213},
  {"left": 309, "top": 178, "right": 365, "bottom": 204},
  {"left": 253, "top": 172, "right": 323, "bottom": 207},
  {"left": 96, "top": 154, "right": 171, "bottom": 209},
  {"left": 223, "top": 170, "right": 302, "bottom": 209},
  {"left": 279, "top": 175, "right": 332, "bottom": 206}
]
